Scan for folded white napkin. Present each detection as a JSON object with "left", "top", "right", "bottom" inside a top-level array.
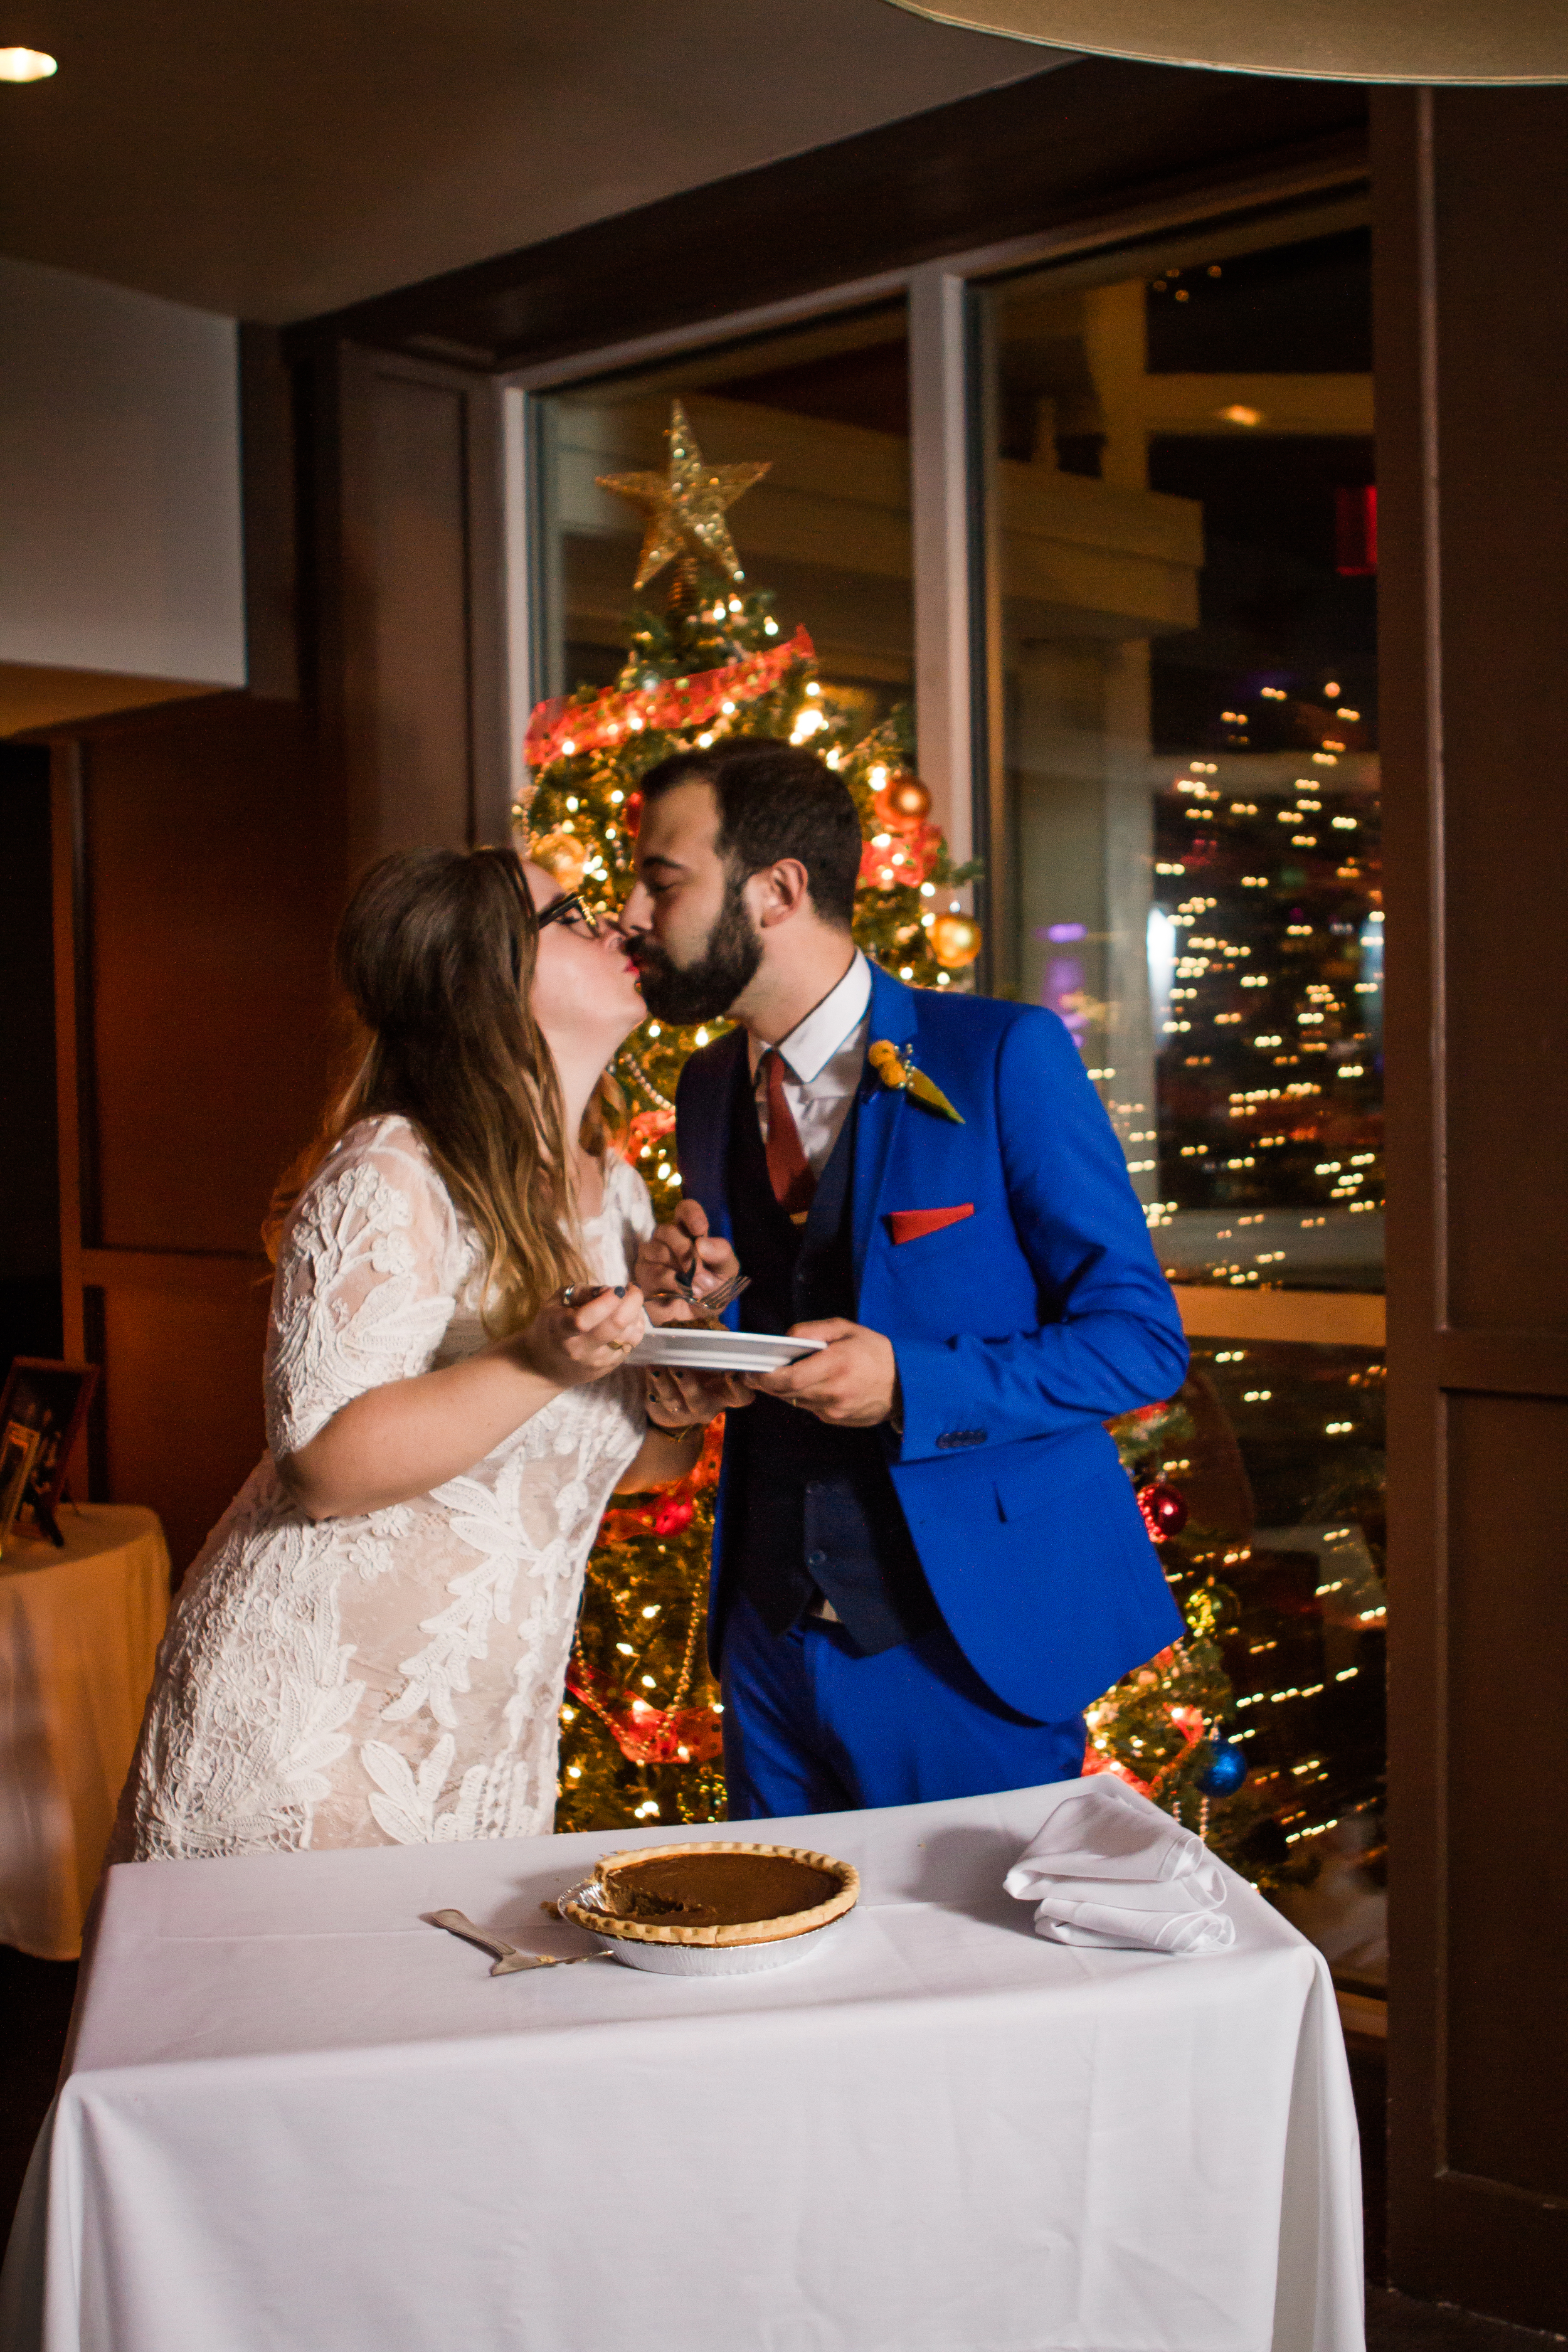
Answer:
[{"left": 1004, "top": 1782, "right": 1236, "bottom": 1956}]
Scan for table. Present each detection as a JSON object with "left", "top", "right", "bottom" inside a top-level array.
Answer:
[
  {"left": 0, "top": 1503, "right": 170, "bottom": 1962},
  {"left": 1, "top": 1783, "right": 1365, "bottom": 2352}
]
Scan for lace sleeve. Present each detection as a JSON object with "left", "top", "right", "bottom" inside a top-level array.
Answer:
[{"left": 265, "top": 1118, "right": 467, "bottom": 1462}]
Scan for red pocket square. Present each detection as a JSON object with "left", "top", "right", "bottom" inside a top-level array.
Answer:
[{"left": 887, "top": 1204, "right": 975, "bottom": 1245}]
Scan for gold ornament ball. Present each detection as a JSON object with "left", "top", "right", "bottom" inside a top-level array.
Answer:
[
  {"left": 885, "top": 772, "right": 933, "bottom": 824},
  {"left": 532, "top": 827, "right": 590, "bottom": 891},
  {"left": 930, "top": 913, "right": 982, "bottom": 970}
]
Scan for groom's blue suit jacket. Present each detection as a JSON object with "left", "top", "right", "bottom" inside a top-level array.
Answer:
[{"left": 675, "top": 962, "right": 1190, "bottom": 1723}]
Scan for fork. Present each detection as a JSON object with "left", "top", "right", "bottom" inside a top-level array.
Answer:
[
  {"left": 649, "top": 1268, "right": 751, "bottom": 1326},
  {"left": 426, "top": 1908, "right": 615, "bottom": 1976}
]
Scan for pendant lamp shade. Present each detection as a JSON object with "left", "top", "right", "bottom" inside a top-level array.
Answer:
[{"left": 884, "top": 0, "right": 1568, "bottom": 84}]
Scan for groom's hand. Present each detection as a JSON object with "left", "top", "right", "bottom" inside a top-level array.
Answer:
[
  {"left": 635, "top": 1199, "right": 741, "bottom": 1324},
  {"left": 748, "top": 1319, "right": 898, "bottom": 1428}
]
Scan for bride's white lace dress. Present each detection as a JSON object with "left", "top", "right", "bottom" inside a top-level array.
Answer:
[{"left": 115, "top": 1115, "right": 652, "bottom": 1859}]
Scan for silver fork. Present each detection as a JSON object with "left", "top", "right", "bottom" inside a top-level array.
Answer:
[
  {"left": 426, "top": 1908, "right": 615, "bottom": 1976},
  {"left": 677, "top": 1268, "right": 750, "bottom": 1318},
  {"left": 649, "top": 1268, "right": 751, "bottom": 1325}
]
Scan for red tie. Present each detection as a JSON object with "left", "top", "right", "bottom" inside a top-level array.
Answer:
[{"left": 761, "top": 1049, "right": 815, "bottom": 1221}]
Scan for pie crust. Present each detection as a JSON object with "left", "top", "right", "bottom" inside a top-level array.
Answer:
[{"left": 558, "top": 1841, "right": 859, "bottom": 1949}]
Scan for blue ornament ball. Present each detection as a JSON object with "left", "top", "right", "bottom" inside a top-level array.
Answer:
[{"left": 1198, "top": 1739, "right": 1248, "bottom": 1796}]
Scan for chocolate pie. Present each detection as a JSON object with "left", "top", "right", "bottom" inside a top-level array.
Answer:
[{"left": 559, "top": 1841, "right": 859, "bottom": 1949}]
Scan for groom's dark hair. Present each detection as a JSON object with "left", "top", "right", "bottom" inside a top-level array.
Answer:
[{"left": 638, "top": 743, "right": 862, "bottom": 929}]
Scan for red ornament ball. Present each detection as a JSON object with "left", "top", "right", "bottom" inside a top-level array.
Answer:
[
  {"left": 1138, "top": 1480, "right": 1189, "bottom": 1540},
  {"left": 652, "top": 1495, "right": 694, "bottom": 1537},
  {"left": 623, "top": 791, "right": 644, "bottom": 837},
  {"left": 885, "top": 771, "right": 933, "bottom": 823}
]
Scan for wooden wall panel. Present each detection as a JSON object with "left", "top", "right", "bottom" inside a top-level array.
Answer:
[
  {"left": 1431, "top": 100, "right": 1568, "bottom": 1336},
  {"left": 0, "top": 744, "right": 61, "bottom": 1369},
  {"left": 84, "top": 696, "right": 336, "bottom": 1254},
  {"left": 364, "top": 373, "right": 472, "bottom": 853},
  {"left": 95, "top": 1271, "right": 273, "bottom": 1579},
  {"left": 334, "top": 345, "right": 509, "bottom": 874},
  {"left": 1376, "top": 87, "right": 1568, "bottom": 2329},
  {"left": 1445, "top": 1392, "right": 1568, "bottom": 2200}
]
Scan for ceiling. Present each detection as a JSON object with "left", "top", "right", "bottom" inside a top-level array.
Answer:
[{"left": 0, "top": 0, "right": 1056, "bottom": 323}]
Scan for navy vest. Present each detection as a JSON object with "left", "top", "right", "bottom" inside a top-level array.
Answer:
[{"left": 724, "top": 1047, "right": 938, "bottom": 1655}]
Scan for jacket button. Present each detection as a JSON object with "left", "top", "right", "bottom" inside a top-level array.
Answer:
[{"left": 807, "top": 1549, "right": 827, "bottom": 1567}]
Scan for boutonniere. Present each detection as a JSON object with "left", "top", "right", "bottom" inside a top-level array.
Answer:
[{"left": 867, "top": 1039, "right": 965, "bottom": 1124}]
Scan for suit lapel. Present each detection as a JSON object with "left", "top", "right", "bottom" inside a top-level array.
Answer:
[{"left": 851, "top": 964, "right": 919, "bottom": 1280}]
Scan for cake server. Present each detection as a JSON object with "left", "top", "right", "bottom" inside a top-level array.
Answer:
[{"left": 426, "top": 1907, "right": 613, "bottom": 1976}]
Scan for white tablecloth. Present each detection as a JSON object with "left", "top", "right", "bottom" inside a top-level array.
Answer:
[
  {"left": 1, "top": 1782, "right": 1365, "bottom": 2352},
  {"left": 0, "top": 1503, "right": 169, "bottom": 1961}
]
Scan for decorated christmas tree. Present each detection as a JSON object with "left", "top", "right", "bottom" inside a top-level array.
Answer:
[{"left": 524, "top": 401, "right": 1253, "bottom": 1858}]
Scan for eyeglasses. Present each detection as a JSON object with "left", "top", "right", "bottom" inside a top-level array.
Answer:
[{"left": 536, "top": 890, "right": 603, "bottom": 939}]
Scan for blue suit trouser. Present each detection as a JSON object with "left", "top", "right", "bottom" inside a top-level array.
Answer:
[{"left": 719, "top": 1587, "right": 1086, "bottom": 1819}]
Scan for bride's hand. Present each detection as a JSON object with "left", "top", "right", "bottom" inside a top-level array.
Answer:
[
  {"left": 636, "top": 1200, "right": 741, "bottom": 1325},
  {"left": 511, "top": 1284, "right": 645, "bottom": 1387}
]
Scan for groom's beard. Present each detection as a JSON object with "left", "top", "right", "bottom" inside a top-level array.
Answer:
[{"left": 633, "top": 873, "right": 763, "bottom": 1025}]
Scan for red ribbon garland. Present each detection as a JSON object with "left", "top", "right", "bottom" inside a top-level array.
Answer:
[{"left": 524, "top": 627, "right": 815, "bottom": 770}]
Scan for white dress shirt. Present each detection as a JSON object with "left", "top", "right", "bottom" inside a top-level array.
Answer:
[{"left": 749, "top": 951, "right": 872, "bottom": 1176}]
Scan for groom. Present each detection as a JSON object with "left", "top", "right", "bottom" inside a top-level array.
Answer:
[{"left": 622, "top": 742, "right": 1189, "bottom": 1819}]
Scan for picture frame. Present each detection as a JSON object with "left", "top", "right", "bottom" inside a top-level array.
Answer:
[
  {"left": 0, "top": 1419, "right": 43, "bottom": 1556},
  {"left": 0, "top": 1358, "right": 99, "bottom": 1547}
]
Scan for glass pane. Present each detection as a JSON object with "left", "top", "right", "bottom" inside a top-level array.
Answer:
[
  {"left": 1106, "top": 1332, "right": 1387, "bottom": 1974},
  {"left": 985, "top": 215, "right": 1387, "bottom": 1952},
  {"left": 986, "top": 214, "right": 1382, "bottom": 1295},
  {"left": 1198, "top": 1337, "right": 1387, "bottom": 1979},
  {"left": 535, "top": 301, "right": 911, "bottom": 730}
]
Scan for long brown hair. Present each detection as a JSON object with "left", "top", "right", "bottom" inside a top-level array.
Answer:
[{"left": 267, "top": 847, "right": 616, "bottom": 1335}]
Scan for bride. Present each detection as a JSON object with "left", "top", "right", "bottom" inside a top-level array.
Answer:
[{"left": 114, "top": 846, "right": 716, "bottom": 1859}]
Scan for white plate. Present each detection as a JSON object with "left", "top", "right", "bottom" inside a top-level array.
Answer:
[
  {"left": 555, "top": 1878, "right": 844, "bottom": 1976},
  {"left": 628, "top": 1327, "right": 827, "bottom": 1374}
]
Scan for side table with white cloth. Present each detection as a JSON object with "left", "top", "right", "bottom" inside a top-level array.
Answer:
[
  {"left": 1, "top": 1779, "right": 1365, "bottom": 2352},
  {"left": 0, "top": 1503, "right": 170, "bottom": 1961}
]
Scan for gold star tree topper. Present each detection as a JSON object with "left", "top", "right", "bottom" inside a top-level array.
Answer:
[{"left": 596, "top": 400, "right": 770, "bottom": 591}]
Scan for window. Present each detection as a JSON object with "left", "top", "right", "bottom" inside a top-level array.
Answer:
[{"left": 983, "top": 208, "right": 1385, "bottom": 1937}]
